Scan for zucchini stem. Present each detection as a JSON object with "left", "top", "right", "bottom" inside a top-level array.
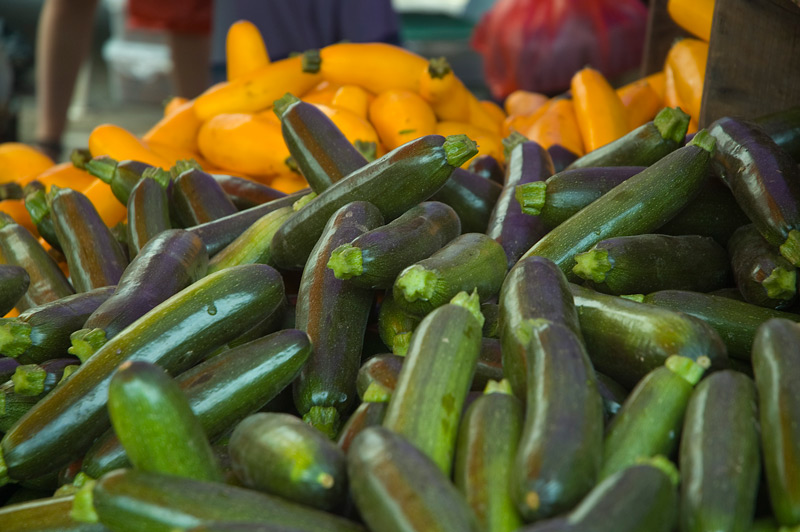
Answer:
[
  {"left": 70, "top": 480, "right": 99, "bottom": 523},
  {"left": 515, "top": 181, "right": 547, "bottom": 216},
  {"left": 427, "top": 57, "right": 452, "bottom": 79},
  {"left": 762, "top": 266, "right": 797, "bottom": 300},
  {"left": 11, "top": 364, "right": 46, "bottom": 396},
  {"left": 24, "top": 188, "right": 51, "bottom": 226},
  {"left": 362, "top": 382, "right": 392, "bottom": 403},
  {"left": 665, "top": 355, "right": 706, "bottom": 386},
  {"left": 653, "top": 107, "right": 691, "bottom": 144},
  {"left": 392, "top": 332, "right": 412, "bottom": 356},
  {"left": 636, "top": 455, "right": 680, "bottom": 486},
  {"left": 70, "top": 148, "right": 92, "bottom": 170},
  {"left": 502, "top": 131, "right": 528, "bottom": 161},
  {"left": 779, "top": 229, "right": 800, "bottom": 267},
  {"left": 396, "top": 265, "right": 438, "bottom": 303},
  {"left": 327, "top": 244, "right": 364, "bottom": 280},
  {"left": 484, "top": 379, "right": 513, "bottom": 395},
  {"left": 443, "top": 134, "right": 479, "bottom": 168},
  {"left": 84, "top": 156, "right": 118, "bottom": 184},
  {"left": 354, "top": 140, "right": 377, "bottom": 162},
  {"left": 450, "top": 289, "right": 485, "bottom": 328},
  {"left": 688, "top": 129, "right": 716, "bottom": 154},
  {"left": 303, "top": 406, "right": 340, "bottom": 440},
  {"left": 301, "top": 49, "right": 321, "bottom": 74},
  {"left": 573, "top": 249, "right": 613, "bottom": 284},
  {"left": 273, "top": 92, "right": 301, "bottom": 119},
  {"left": 0, "top": 319, "right": 32, "bottom": 358},
  {"left": 68, "top": 328, "right": 108, "bottom": 363}
]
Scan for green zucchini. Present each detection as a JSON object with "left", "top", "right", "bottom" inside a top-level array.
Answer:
[
  {"left": 293, "top": 201, "right": 384, "bottom": 437},
  {"left": 23, "top": 184, "right": 61, "bottom": 252},
  {"left": 85, "top": 157, "right": 153, "bottom": 205},
  {"left": 680, "top": 370, "right": 761, "bottom": 532},
  {"left": 431, "top": 167, "right": 503, "bottom": 234},
  {"left": 382, "top": 298, "right": 483, "bottom": 475},
  {"left": 729, "top": 224, "right": 797, "bottom": 309},
  {"left": 326, "top": 201, "right": 461, "bottom": 289},
  {"left": 0, "top": 264, "right": 285, "bottom": 483},
  {"left": 455, "top": 380, "right": 524, "bottom": 532},
  {"left": 512, "top": 321, "right": 603, "bottom": 520},
  {"left": 596, "top": 371, "right": 628, "bottom": 424},
  {"left": 211, "top": 174, "right": 287, "bottom": 211},
  {"left": 108, "top": 360, "right": 221, "bottom": 482},
  {"left": 79, "top": 468, "right": 365, "bottom": 532},
  {"left": 356, "top": 354, "right": 404, "bottom": 403},
  {"left": 566, "top": 107, "right": 690, "bottom": 169},
  {"left": 572, "top": 234, "right": 731, "bottom": 295},
  {"left": 601, "top": 356, "right": 705, "bottom": 479},
  {"left": 126, "top": 175, "right": 171, "bottom": 257},
  {"left": 229, "top": 412, "right": 347, "bottom": 511},
  {"left": 0, "top": 495, "right": 110, "bottom": 532},
  {"left": 468, "top": 154, "right": 504, "bottom": 184},
  {"left": 347, "top": 426, "right": 480, "bottom": 532},
  {"left": 752, "top": 319, "right": 800, "bottom": 526},
  {"left": 521, "top": 131, "right": 715, "bottom": 278},
  {"left": 499, "top": 256, "right": 583, "bottom": 399},
  {"left": 182, "top": 524, "right": 309, "bottom": 532},
  {"left": 643, "top": 290, "right": 800, "bottom": 361},
  {"left": 392, "top": 232, "right": 506, "bottom": 317},
  {"left": 171, "top": 168, "right": 238, "bottom": 227},
  {"left": 376, "top": 291, "right": 421, "bottom": 356},
  {"left": 753, "top": 105, "right": 800, "bottom": 162},
  {"left": 570, "top": 283, "right": 728, "bottom": 388},
  {"left": 270, "top": 134, "right": 477, "bottom": 270},
  {"left": 336, "top": 401, "right": 388, "bottom": 453},
  {"left": 0, "top": 265, "right": 29, "bottom": 316}
]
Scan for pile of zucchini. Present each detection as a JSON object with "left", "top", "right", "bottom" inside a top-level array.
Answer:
[{"left": 0, "top": 98, "right": 799, "bottom": 532}]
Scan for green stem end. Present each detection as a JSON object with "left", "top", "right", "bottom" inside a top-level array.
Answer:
[
  {"left": 12, "top": 364, "right": 47, "bottom": 396},
  {"left": 70, "top": 480, "right": 99, "bottom": 523},
  {"left": 68, "top": 328, "right": 108, "bottom": 363},
  {"left": 688, "top": 129, "right": 716, "bottom": 154},
  {"left": 70, "top": 148, "right": 93, "bottom": 170},
  {"left": 354, "top": 140, "right": 377, "bottom": 162},
  {"left": 779, "top": 229, "right": 800, "bottom": 267},
  {"left": 392, "top": 332, "right": 412, "bottom": 356},
  {"left": 84, "top": 156, "right": 118, "bottom": 184},
  {"left": 572, "top": 248, "right": 613, "bottom": 284},
  {"left": 515, "top": 181, "right": 547, "bottom": 216},
  {"left": 502, "top": 131, "right": 528, "bottom": 161},
  {"left": 303, "top": 406, "right": 340, "bottom": 440},
  {"left": 484, "top": 378, "right": 513, "bottom": 395},
  {"left": 0, "top": 319, "right": 33, "bottom": 358},
  {"left": 301, "top": 49, "right": 321, "bottom": 74},
  {"left": 274, "top": 92, "right": 302, "bottom": 119},
  {"left": 427, "top": 57, "right": 452, "bottom": 79},
  {"left": 763, "top": 266, "right": 797, "bottom": 301},
  {"left": 443, "top": 134, "right": 479, "bottom": 168},
  {"left": 665, "top": 355, "right": 707, "bottom": 386},
  {"left": 654, "top": 107, "right": 691, "bottom": 144},
  {"left": 24, "top": 189, "right": 51, "bottom": 226},
  {"left": 327, "top": 244, "right": 363, "bottom": 280},
  {"left": 362, "top": 382, "right": 392, "bottom": 403},
  {"left": 396, "top": 265, "right": 438, "bottom": 303},
  {"left": 450, "top": 289, "right": 485, "bottom": 328}
]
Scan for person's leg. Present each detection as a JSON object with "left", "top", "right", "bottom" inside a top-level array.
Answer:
[
  {"left": 35, "top": 0, "right": 99, "bottom": 159},
  {"left": 167, "top": 32, "right": 211, "bottom": 99}
]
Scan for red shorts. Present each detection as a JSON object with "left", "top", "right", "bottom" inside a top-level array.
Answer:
[{"left": 128, "top": 0, "right": 213, "bottom": 34}]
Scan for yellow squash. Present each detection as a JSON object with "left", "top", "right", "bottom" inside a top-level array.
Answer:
[
  {"left": 617, "top": 79, "right": 663, "bottom": 129},
  {"left": 666, "top": 38, "right": 709, "bottom": 122},
  {"left": 571, "top": 68, "right": 629, "bottom": 152},
  {"left": 226, "top": 20, "right": 270, "bottom": 81},
  {"left": 318, "top": 42, "right": 428, "bottom": 94},
  {"left": 88, "top": 124, "right": 172, "bottom": 169},
  {"left": 369, "top": 89, "right": 437, "bottom": 151},
  {"left": 525, "top": 98, "right": 585, "bottom": 156}
]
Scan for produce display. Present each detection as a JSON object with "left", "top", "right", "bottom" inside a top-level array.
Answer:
[{"left": 1, "top": 11, "right": 800, "bottom": 532}]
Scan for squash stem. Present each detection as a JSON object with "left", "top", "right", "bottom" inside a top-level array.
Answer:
[
  {"left": 0, "top": 319, "right": 32, "bottom": 358},
  {"left": 327, "top": 244, "right": 363, "bottom": 280},
  {"left": 396, "top": 265, "right": 438, "bottom": 303},
  {"left": 665, "top": 355, "right": 706, "bottom": 386},
  {"left": 515, "top": 181, "right": 547, "bottom": 216},
  {"left": 392, "top": 332, "right": 412, "bottom": 356},
  {"left": 68, "top": 328, "right": 108, "bottom": 363},
  {"left": 779, "top": 229, "right": 800, "bottom": 267},
  {"left": 654, "top": 107, "right": 691, "bottom": 144},
  {"left": 763, "top": 266, "right": 797, "bottom": 300},
  {"left": 443, "top": 134, "right": 479, "bottom": 168},
  {"left": 303, "top": 406, "right": 340, "bottom": 440},
  {"left": 573, "top": 248, "right": 613, "bottom": 284},
  {"left": 11, "top": 364, "right": 46, "bottom": 396}
]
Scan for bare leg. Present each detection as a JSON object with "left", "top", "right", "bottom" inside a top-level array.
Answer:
[
  {"left": 35, "top": 0, "right": 99, "bottom": 155},
  {"left": 167, "top": 32, "right": 211, "bottom": 99}
]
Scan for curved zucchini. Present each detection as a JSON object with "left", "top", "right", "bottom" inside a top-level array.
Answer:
[
  {"left": 729, "top": 224, "right": 797, "bottom": 309},
  {"left": 207, "top": 206, "right": 293, "bottom": 274},
  {"left": 431, "top": 167, "right": 503, "bottom": 234},
  {"left": 171, "top": 168, "right": 238, "bottom": 227},
  {"left": 126, "top": 175, "right": 171, "bottom": 257}
]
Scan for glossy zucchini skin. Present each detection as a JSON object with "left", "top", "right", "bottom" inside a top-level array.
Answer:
[
  {"left": 392, "top": 232, "right": 507, "bottom": 317},
  {"left": 572, "top": 234, "right": 731, "bottom": 295},
  {"left": 82, "top": 329, "right": 311, "bottom": 478},
  {"left": 171, "top": 169, "right": 238, "bottom": 227},
  {"left": 206, "top": 207, "right": 293, "bottom": 274},
  {"left": 680, "top": 370, "right": 761, "bottom": 532},
  {"left": 487, "top": 142, "right": 553, "bottom": 268},
  {"left": 229, "top": 412, "right": 347, "bottom": 511},
  {"left": 753, "top": 105, "right": 800, "bottom": 162},
  {"left": 455, "top": 385, "right": 524, "bottom": 532},
  {"left": 596, "top": 372, "right": 628, "bottom": 424},
  {"left": 432, "top": 167, "right": 503, "bottom": 234},
  {"left": 643, "top": 290, "right": 800, "bottom": 361},
  {"left": 0, "top": 215, "right": 74, "bottom": 311},
  {"left": 279, "top": 98, "right": 368, "bottom": 193},
  {"left": 108, "top": 360, "right": 221, "bottom": 482},
  {"left": 0, "top": 495, "right": 110, "bottom": 532},
  {"left": 126, "top": 176, "right": 171, "bottom": 257},
  {"left": 49, "top": 187, "right": 128, "bottom": 293},
  {"left": 82, "top": 229, "right": 208, "bottom": 341},
  {"left": 0, "top": 287, "right": 114, "bottom": 364},
  {"left": 347, "top": 426, "right": 481, "bottom": 532},
  {"left": 566, "top": 108, "right": 690, "bottom": 169},
  {"left": 211, "top": 174, "right": 287, "bottom": 210},
  {"left": 90, "top": 469, "right": 365, "bottom": 532},
  {"left": 0, "top": 265, "right": 29, "bottom": 315},
  {"left": 336, "top": 401, "right": 388, "bottom": 453},
  {"left": 570, "top": 283, "right": 728, "bottom": 389},
  {"left": 708, "top": 116, "right": 800, "bottom": 266},
  {"left": 0, "top": 264, "right": 285, "bottom": 482},
  {"left": 752, "top": 319, "right": 800, "bottom": 526},
  {"left": 382, "top": 303, "right": 482, "bottom": 475},
  {"left": 293, "top": 202, "right": 384, "bottom": 432},
  {"left": 499, "top": 256, "right": 583, "bottom": 399},
  {"left": 188, "top": 191, "right": 307, "bottom": 257},
  {"left": 729, "top": 224, "right": 797, "bottom": 309},
  {"left": 271, "top": 135, "right": 476, "bottom": 270},
  {"left": 512, "top": 322, "right": 604, "bottom": 521},
  {"left": 522, "top": 136, "right": 714, "bottom": 278},
  {"left": 327, "top": 201, "right": 461, "bottom": 290},
  {"left": 468, "top": 154, "right": 505, "bottom": 184}
]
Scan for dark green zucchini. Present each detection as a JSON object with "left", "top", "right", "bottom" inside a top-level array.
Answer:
[
  {"left": 82, "top": 328, "right": 311, "bottom": 478},
  {"left": 23, "top": 184, "right": 61, "bottom": 252},
  {"left": 0, "top": 286, "right": 114, "bottom": 364},
  {"left": 0, "top": 356, "right": 20, "bottom": 381},
  {"left": 431, "top": 167, "right": 503, "bottom": 234},
  {"left": 0, "top": 495, "right": 110, "bottom": 532},
  {"left": 0, "top": 359, "right": 79, "bottom": 432},
  {"left": 356, "top": 354, "right": 404, "bottom": 403},
  {"left": 126, "top": 175, "right": 171, "bottom": 257},
  {"left": 708, "top": 116, "right": 800, "bottom": 266},
  {"left": 0, "top": 265, "right": 29, "bottom": 316},
  {"left": 753, "top": 105, "right": 800, "bottom": 162},
  {"left": 270, "top": 134, "right": 478, "bottom": 270},
  {"left": 85, "top": 157, "right": 154, "bottom": 205},
  {"left": 481, "top": 302, "right": 499, "bottom": 337},
  {"left": 211, "top": 173, "right": 287, "bottom": 210},
  {"left": 206, "top": 206, "right": 293, "bottom": 274},
  {"left": 327, "top": 201, "right": 461, "bottom": 289},
  {"left": 79, "top": 468, "right": 365, "bottom": 532},
  {"left": 499, "top": 256, "right": 583, "bottom": 399},
  {"left": 377, "top": 291, "right": 421, "bottom": 356},
  {"left": 347, "top": 426, "right": 481, "bottom": 532},
  {"left": 0, "top": 264, "right": 285, "bottom": 483},
  {"left": 547, "top": 145, "right": 579, "bottom": 173},
  {"left": 487, "top": 141, "right": 553, "bottom": 268},
  {"left": 187, "top": 191, "right": 307, "bottom": 256},
  {"left": 521, "top": 131, "right": 715, "bottom": 278},
  {"left": 171, "top": 168, "right": 238, "bottom": 227},
  {"left": 336, "top": 401, "right": 387, "bottom": 453},
  {"left": 293, "top": 202, "right": 384, "bottom": 437},
  {"left": 275, "top": 94, "right": 368, "bottom": 194},
  {"left": 512, "top": 321, "right": 603, "bottom": 520},
  {"left": 572, "top": 234, "right": 731, "bottom": 295},
  {"left": 392, "top": 232, "right": 506, "bottom": 317},
  {"left": 0, "top": 379, "right": 39, "bottom": 433},
  {"left": 382, "top": 299, "right": 483, "bottom": 475},
  {"left": 601, "top": 356, "right": 705, "bottom": 479},
  {"left": 183, "top": 524, "right": 309, "bottom": 532},
  {"left": 567, "top": 107, "right": 690, "bottom": 169},
  {"left": 752, "top": 319, "right": 800, "bottom": 526},
  {"left": 680, "top": 370, "right": 761, "bottom": 532},
  {"left": 596, "top": 371, "right": 628, "bottom": 424},
  {"left": 454, "top": 380, "right": 523, "bottom": 532},
  {"left": 468, "top": 154, "right": 504, "bottom": 184},
  {"left": 571, "top": 283, "right": 729, "bottom": 388},
  {"left": 48, "top": 187, "right": 128, "bottom": 293},
  {"left": 0, "top": 213, "right": 74, "bottom": 311},
  {"left": 729, "top": 224, "right": 797, "bottom": 309},
  {"left": 643, "top": 290, "right": 800, "bottom": 361},
  {"left": 229, "top": 412, "right": 347, "bottom": 511}
]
